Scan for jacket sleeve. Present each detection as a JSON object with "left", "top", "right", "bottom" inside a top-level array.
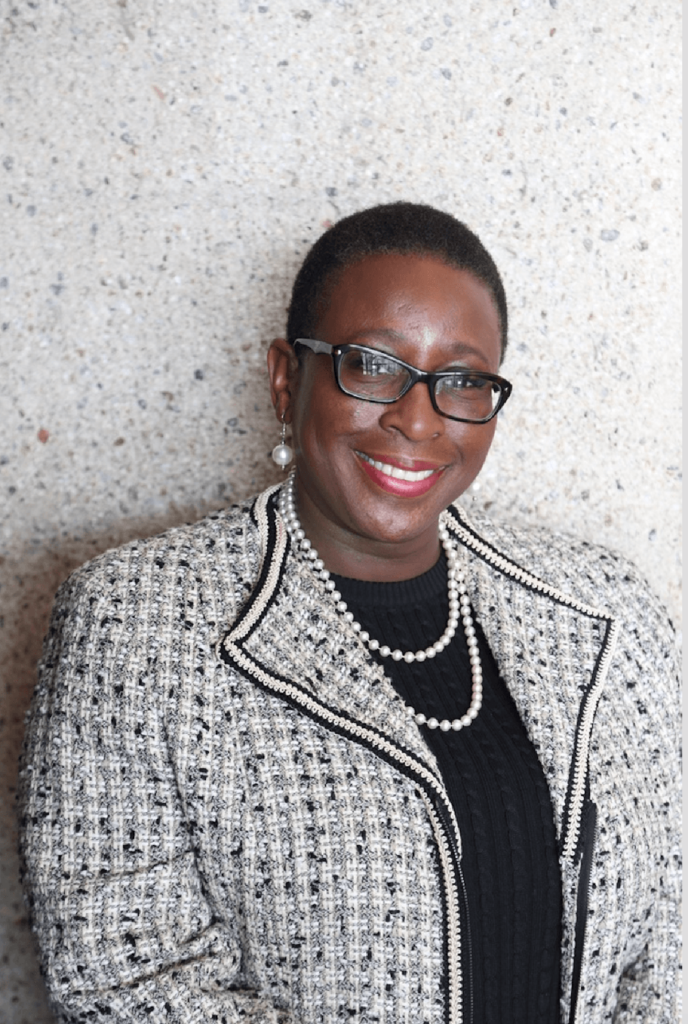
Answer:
[
  {"left": 611, "top": 582, "right": 682, "bottom": 1024},
  {"left": 18, "top": 567, "right": 298, "bottom": 1024}
]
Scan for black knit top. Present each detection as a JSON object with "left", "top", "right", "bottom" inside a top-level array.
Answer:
[{"left": 332, "top": 553, "right": 562, "bottom": 1024}]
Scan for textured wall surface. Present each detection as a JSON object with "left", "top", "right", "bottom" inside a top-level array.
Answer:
[{"left": 0, "top": 1, "right": 681, "bottom": 1019}]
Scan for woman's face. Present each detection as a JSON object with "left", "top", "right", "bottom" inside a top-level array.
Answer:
[{"left": 269, "top": 252, "right": 503, "bottom": 579}]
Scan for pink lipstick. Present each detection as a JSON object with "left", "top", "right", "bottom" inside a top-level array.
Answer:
[{"left": 356, "top": 451, "right": 444, "bottom": 498}]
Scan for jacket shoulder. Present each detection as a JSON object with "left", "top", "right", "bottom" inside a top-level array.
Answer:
[
  {"left": 453, "top": 503, "right": 674, "bottom": 630},
  {"left": 51, "top": 499, "right": 261, "bottom": 622}
]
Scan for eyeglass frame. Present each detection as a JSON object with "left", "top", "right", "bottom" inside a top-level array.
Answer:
[{"left": 293, "top": 338, "right": 513, "bottom": 425}]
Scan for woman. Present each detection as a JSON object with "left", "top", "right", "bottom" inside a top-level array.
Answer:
[{"left": 19, "top": 203, "right": 680, "bottom": 1023}]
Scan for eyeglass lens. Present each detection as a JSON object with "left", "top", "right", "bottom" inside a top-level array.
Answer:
[{"left": 338, "top": 348, "right": 503, "bottom": 421}]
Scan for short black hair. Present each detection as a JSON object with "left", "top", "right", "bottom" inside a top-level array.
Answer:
[{"left": 286, "top": 201, "right": 508, "bottom": 358}]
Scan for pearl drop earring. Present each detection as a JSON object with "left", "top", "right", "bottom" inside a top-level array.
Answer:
[{"left": 271, "top": 416, "right": 293, "bottom": 469}]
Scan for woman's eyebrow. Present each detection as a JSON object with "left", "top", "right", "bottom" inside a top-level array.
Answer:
[
  {"left": 343, "top": 327, "right": 405, "bottom": 346},
  {"left": 343, "top": 328, "right": 487, "bottom": 362}
]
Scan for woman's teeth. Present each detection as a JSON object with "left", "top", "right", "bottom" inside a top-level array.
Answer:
[{"left": 359, "top": 453, "right": 436, "bottom": 482}]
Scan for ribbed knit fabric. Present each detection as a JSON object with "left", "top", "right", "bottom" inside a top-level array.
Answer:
[{"left": 333, "top": 553, "right": 562, "bottom": 1024}]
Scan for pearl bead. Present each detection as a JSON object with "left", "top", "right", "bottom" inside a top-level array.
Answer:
[
  {"left": 368, "top": 639, "right": 380, "bottom": 651},
  {"left": 379, "top": 645, "right": 391, "bottom": 658},
  {"left": 272, "top": 443, "right": 293, "bottom": 467},
  {"left": 451, "top": 719, "right": 463, "bottom": 731},
  {"left": 404, "top": 651, "right": 416, "bottom": 664},
  {"left": 391, "top": 649, "right": 403, "bottom": 662},
  {"left": 427, "top": 717, "right": 439, "bottom": 730},
  {"left": 440, "top": 720, "right": 452, "bottom": 732},
  {"left": 415, "top": 713, "right": 427, "bottom": 725},
  {"left": 461, "top": 714, "right": 472, "bottom": 727},
  {"left": 359, "top": 631, "right": 369, "bottom": 643}
]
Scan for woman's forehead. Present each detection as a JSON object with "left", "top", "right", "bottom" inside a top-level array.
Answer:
[{"left": 315, "top": 253, "right": 502, "bottom": 367}]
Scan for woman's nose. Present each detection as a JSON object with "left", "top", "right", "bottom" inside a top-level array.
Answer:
[{"left": 378, "top": 380, "right": 444, "bottom": 440}]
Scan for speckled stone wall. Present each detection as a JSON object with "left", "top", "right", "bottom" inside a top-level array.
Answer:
[{"left": 0, "top": 1, "right": 681, "bottom": 1019}]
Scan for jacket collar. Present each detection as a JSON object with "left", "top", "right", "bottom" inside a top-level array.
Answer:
[{"left": 219, "top": 486, "right": 617, "bottom": 857}]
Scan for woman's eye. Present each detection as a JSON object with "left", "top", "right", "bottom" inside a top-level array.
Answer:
[
  {"left": 443, "top": 374, "right": 487, "bottom": 391},
  {"left": 354, "top": 352, "right": 400, "bottom": 376}
]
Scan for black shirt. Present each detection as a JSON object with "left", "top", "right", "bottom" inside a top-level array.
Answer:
[{"left": 333, "top": 553, "right": 562, "bottom": 1024}]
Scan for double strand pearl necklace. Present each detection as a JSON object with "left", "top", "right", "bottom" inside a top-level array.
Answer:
[{"left": 278, "top": 473, "right": 483, "bottom": 733}]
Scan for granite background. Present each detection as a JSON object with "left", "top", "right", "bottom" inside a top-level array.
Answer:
[{"left": 0, "top": 1, "right": 681, "bottom": 1019}]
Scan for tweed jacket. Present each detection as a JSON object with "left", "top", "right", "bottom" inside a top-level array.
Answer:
[{"left": 19, "top": 485, "right": 680, "bottom": 1024}]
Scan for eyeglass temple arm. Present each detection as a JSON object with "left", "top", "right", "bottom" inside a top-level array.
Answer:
[{"left": 294, "top": 338, "right": 333, "bottom": 355}]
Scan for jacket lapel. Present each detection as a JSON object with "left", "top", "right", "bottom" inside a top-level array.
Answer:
[
  {"left": 242, "top": 544, "right": 445, "bottom": 776},
  {"left": 445, "top": 503, "right": 613, "bottom": 845},
  {"left": 220, "top": 486, "right": 444, "bottom": 779}
]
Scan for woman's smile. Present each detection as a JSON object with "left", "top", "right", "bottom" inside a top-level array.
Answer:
[{"left": 356, "top": 450, "right": 445, "bottom": 496}]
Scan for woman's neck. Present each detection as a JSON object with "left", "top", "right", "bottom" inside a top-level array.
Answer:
[{"left": 290, "top": 484, "right": 443, "bottom": 582}]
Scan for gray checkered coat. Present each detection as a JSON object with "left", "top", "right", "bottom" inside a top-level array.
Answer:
[{"left": 18, "top": 485, "right": 681, "bottom": 1023}]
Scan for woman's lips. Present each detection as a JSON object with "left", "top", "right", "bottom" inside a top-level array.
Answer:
[{"left": 356, "top": 451, "right": 444, "bottom": 497}]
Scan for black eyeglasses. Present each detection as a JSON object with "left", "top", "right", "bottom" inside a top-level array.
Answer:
[{"left": 294, "top": 339, "right": 512, "bottom": 424}]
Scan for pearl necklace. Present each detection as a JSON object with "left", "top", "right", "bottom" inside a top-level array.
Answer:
[{"left": 278, "top": 472, "right": 483, "bottom": 733}]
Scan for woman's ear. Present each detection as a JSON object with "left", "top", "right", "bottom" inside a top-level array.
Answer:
[{"left": 267, "top": 338, "right": 299, "bottom": 423}]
